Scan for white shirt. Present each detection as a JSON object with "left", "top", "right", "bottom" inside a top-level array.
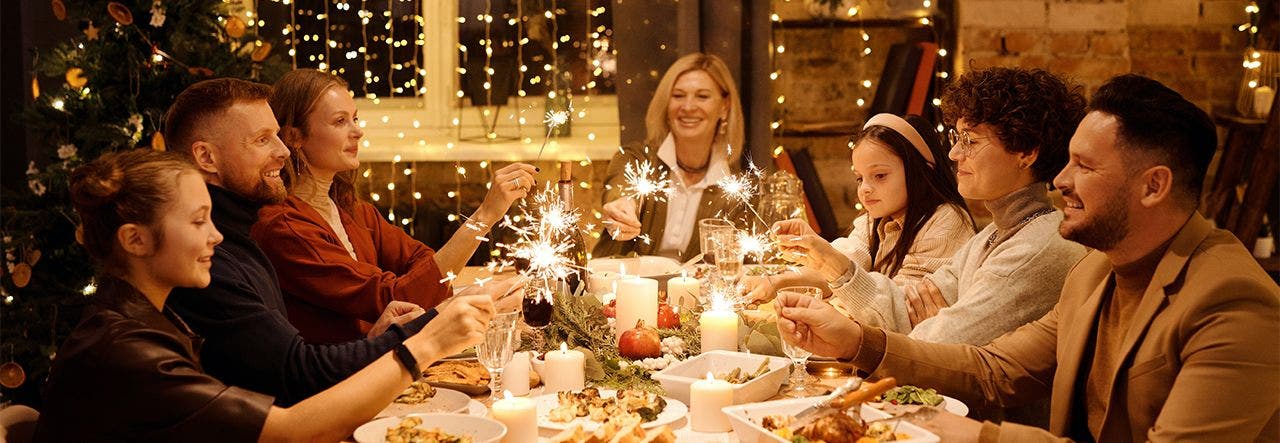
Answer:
[{"left": 655, "top": 134, "right": 728, "bottom": 256}]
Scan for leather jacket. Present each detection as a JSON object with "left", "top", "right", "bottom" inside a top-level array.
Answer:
[{"left": 34, "top": 277, "right": 274, "bottom": 442}]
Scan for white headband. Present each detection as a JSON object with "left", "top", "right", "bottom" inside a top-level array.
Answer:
[{"left": 862, "top": 113, "right": 936, "bottom": 168}]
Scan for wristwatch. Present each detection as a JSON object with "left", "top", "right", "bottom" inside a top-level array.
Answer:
[{"left": 827, "top": 266, "right": 855, "bottom": 290}]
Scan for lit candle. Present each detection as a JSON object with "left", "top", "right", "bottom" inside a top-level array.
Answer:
[
  {"left": 503, "top": 351, "right": 530, "bottom": 396},
  {"left": 542, "top": 342, "right": 585, "bottom": 393},
  {"left": 589, "top": 270, "right": 623, "bottom": 302},
  {"left": 491, "top": 390, "right": 537, "bottom": 443},
  {"left": 614, "top": 277, "right": 658, "bottom": 342},
  {"left": 699, "top": 309, "right": 739, "bottom": 353},
  {"left": 667, "top": 271, "right": 701, "bottom": 311},
  {"left": 1255, "top": 86, "right": 1275, "bottom": 118},
  {"left": 690, "top": 372, "right": 733, "bottom": 432}
]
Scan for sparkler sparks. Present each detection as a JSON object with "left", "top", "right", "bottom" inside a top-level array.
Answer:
[
  {"left": 621, "top": 159, "right": 674, "bottom": 202},
  {"left": 496, "top": 184, "right": 584, "bottom": 285},
  {"left": 536, "top": 102, "right": 573, "bottom": 162}
]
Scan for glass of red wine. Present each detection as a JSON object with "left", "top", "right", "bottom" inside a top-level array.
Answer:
[{"left": 521, "top": 277, "right": 557, "bottom": 352}]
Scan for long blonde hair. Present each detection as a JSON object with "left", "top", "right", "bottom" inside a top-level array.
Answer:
[{"left": 644, "top": 53, "right": 745, "bottom": 165}]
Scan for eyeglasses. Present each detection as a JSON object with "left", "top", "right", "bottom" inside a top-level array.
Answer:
[{"left": 947, "top": 128, "right": 993, "bottom": 158}]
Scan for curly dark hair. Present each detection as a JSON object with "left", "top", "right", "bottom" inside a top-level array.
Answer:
[{"left": 940, "top": 67, "right": 1087, "bottom": 183}]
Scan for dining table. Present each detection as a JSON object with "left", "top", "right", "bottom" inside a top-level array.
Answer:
[{"left": 347, "top": 266, "right": 949, "bottom": 443}]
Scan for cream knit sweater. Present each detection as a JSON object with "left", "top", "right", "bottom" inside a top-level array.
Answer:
[{"left": 832, "top": 182, "right": 1088, "bottom": 345}]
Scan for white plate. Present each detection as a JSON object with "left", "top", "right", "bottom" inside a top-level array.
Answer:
[
  {"left": 354, "top": 413, "right": 507, "bottom": 443},
  {"left": 869, "top": 395, "right": 969, "bottom": 417},
  {"left": 587, "top": 256, "right": 681, "bottom": 277},
  {"left": 723, "top": 397, "right": 940, "bottom": 443},
  {"left": 533, "top": 389, "right": 688, "bottom": 432},
  {"left": 376, "top": 387, "right": 472, "bottom": 418}
]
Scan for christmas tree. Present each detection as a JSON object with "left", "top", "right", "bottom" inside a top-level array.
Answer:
[{"left": 1, "top": 0, "right": 286, "bottom": 404}]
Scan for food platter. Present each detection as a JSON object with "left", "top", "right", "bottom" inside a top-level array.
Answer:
[{"left": 533, "top": 388, "right": 688, "bottom": 432}]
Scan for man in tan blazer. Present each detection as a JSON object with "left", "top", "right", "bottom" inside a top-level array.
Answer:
[{"left": 776, "top": 74, "right": 1280, "bottom": 442}]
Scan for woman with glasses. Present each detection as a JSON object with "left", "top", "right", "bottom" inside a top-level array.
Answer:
[
  {"left": 743, "top": 113, "right": 976, "bottom": 311},
  {"left": 775, "top": 67, "right": 1088, "bottom": 347}
]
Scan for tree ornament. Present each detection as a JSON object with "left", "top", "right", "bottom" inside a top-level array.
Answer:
[
  {"left": 57, "top": 144, "right": 78, "bottom": 160},
  {"left": 84, "top": 21, "right": 100, "bottom": 40},
  {"left": 149, "top": 1, "right": 166, "bottom": 27},
  {"left": 151, "top": 131, "right": 165, "bottom": 151},
  {"left": 0, "top": 361, "right": 24, "bottom": 389},
  {"left": 224, "top": 16, "right": 246, "bottom": 38},
  {"left": 50, "top": 0, "right": 66, "bottom": 21},
  {"left": 11, "top": 263, "right": 31, "bottom": 288},
  {"left": 251, "top": 42, "right": 273, "bottom": 62},
  {"left": 186, "top": 66, "right": 214, "bottom": 76},
  {"left": 30, "top": 77, "right": 39, "bottom": 99},
  {"left": 65, "top": 67, "right": 88, "bottom": 89},
  {"left": 107, "top": 2, "right": 134, "bottom": 26}
]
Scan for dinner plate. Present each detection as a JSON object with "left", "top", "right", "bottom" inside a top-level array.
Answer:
[
  {"left": 354, "top": 413, "right": 506, "bottom": 443},
  {"left": 868, "top": 394, "right": 969, "bottom": 417},
  {"left": 532, "top": 388, "right": 688, "bottom": 432},
  {"left": 376, "top": 387, "right": 471, "bottom": 418}
]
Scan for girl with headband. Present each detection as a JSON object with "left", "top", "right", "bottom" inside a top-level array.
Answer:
[
  {"left": 745, "top": 113, "right": 974, "bottom": 313},
  {"left": 773, "top": 68, "right": 1088, "bottom": 353}
]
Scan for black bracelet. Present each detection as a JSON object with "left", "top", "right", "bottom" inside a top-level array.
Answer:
[{"left": 393, "top": 343, "right": 421, "bottom": 380}]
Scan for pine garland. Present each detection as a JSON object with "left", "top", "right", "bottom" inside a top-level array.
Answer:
[{"left": 544, "top": 290, "right": 702, "bottom": 394}]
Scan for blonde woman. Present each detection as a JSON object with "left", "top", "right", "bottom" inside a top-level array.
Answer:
[{"left": 594, "top": 52, "right": 747, "bottom": 261}]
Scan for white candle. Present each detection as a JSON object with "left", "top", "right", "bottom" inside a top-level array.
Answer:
[
  {"left": 667, "top": 273, "right": 701, "bottom": 311},
  {"left": 502, "top": 351, "right": 530, "bottom": 396},
  {"left": 589, "top": 271, "right": 624, "bottom": 302},
  {"left": 614, "top": 277, "right": 658, "bottom": 342},
  {"left": 699, "top": 309, "right": 739, "bottom": 353},
  {"left": 542, "top": 342, "right": 585, "bottom": 393},
  {"left": 1255, "top": 86, "right": 1275, "bottom": 117},
  {"left": 690, "top": 372, "right": 733, "bottom": 432},
  {"left": 491, "top": 391, "right": 537, "bottom": 443}
]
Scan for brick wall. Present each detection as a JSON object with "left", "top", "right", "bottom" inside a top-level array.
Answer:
[{"left": 958, "top": 0, "right": 1252, "bottom": 111}]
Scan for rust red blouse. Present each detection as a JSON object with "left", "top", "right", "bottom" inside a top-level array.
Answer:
[{"left": 252, "top": 196, "right": 451, "bottom": 343}]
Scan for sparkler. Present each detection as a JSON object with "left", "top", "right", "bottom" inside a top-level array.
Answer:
[
  {"left": 494, "top": 184, "right": 585, "bottom": 302},
  {"left": 621, "top": 158, "right": 674, "bottom": 203},
  {"left": 536, "top": 104, "right": 573, "bottom": 163}
]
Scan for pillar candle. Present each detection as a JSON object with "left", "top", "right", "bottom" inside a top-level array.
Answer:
[
  {"left": 1255, "top": 86, "right": 1275, "bottom": 118},
  {"left": 542, "top": 342, "right": 585, "bottom": 393},
  {"left": 491, "top": 391, "right": 537, "bottom": 443},
  {"left": 589, "top": 271, "right": 623, "bottom": 302},
  {"left": 502, "top": 351, "right": 530, "bottom": 396},
  {"left": 690, "top": 373, "right": 733, "bottom": 432},
  {"left": 615, "top": 277, "right": 658, "bottom": 342},
  {"left": 699, "top": 309, "right": 739, "bottom": 353},
  {"left": 667, "top": 273, "right": 701, "bottom": 311}
]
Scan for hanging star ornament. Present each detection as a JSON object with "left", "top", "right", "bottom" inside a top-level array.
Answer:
[{"left": 84, "top": 21, "right": 100, "bottom": 40}]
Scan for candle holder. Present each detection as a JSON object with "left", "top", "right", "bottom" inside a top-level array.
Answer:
[{"left": 478, "top": 310, "right": 521, "bottom": 403}]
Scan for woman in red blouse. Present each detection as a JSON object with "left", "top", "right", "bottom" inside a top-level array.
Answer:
[{"left": 254, "top": 69, "right": 533, "bottom": 343}]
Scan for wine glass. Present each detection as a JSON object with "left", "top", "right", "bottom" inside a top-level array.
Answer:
[
  {"left": 521, "top": 277, "right": 557, "bottom": 352},
  {"left": 710, "top": 227, "right": 744, "bottom": 286},
  {"left": 776, "top": 286, "right": 827, "bottom": 397},
  {"left": 478, "top": 310, "right": 521, "bottom": 403},
  {"left": 699, "top": 218, "right": 735, "bottom": 265}
]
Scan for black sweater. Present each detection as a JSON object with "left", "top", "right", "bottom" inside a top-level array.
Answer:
[{"left": 169, "top": 184, "right": 435, "bottom": 406}]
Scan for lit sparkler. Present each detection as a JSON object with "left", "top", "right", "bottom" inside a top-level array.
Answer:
[
  {"left": 536, "top": 103, "right": 573, "bottom": 163},
  {"left": 621, "top": 159, "right": 674, "bottom": 203},
  {"left": 496, "top": 184, "right": 585, "bottom": 291}
]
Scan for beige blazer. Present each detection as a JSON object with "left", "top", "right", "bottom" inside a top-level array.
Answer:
[{"left": 865, "top": 214, "right": 1280, "bottom": 442}]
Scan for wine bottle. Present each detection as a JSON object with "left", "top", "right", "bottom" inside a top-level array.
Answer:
[{"left": 559, "top": 161, "right": 589, "bottom": 294}]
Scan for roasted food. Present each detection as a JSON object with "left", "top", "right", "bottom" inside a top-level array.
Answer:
[
  {"left": 384, "top": 416, "right": 473, "bottom": 443},
  {"left": 393, "top": 381, "right": 438, "bottom": 404},
  {"left": 548, "top": 388, "right": 667, "bottom": 425},
  {"left": 424, "top": 360, "right": 490, "bottom": 386},
  {"left": 547, "top": 422, "right": 676, "bottom": 443}
]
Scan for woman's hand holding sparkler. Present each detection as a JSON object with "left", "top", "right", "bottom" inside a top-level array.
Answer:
[
  {"left": 601, "top": 197, "right": 642, "bottom": 241},
  {"left": 772, "top": 219, "right": 854, "bottom": 283},
  {"left": 477, "top": 163, "right": 539, "bottom": 225}
]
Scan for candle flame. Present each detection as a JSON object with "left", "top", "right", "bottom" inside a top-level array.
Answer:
[
  {"left": 560, "top": 342, "right": 569, "bottom": 353},
  {"left": 503, "top": 390, "right": 514, "bottom": 400},
  {"left": 705, "top": 372, "right": 715, "bottom": 381}
]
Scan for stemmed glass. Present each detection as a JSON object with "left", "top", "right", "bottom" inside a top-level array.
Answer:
[
  {"left": 776, "top": 286, "right": 828, "bottom": 397},
  {"left": 709, "top": 227, "right": 744, "bottom": 286},
  {"left": 699, "top": 218, "right": 736, "bottom": 265},
  {"left": 521, "top": 277, "right": 557, "bottom": 352},
  {"left": 478, "top": 310, "right": 521, "bottom": 403}
]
